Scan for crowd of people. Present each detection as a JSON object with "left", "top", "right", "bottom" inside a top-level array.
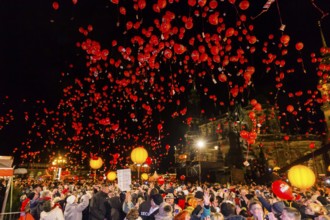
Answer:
[{"left": 10, "top": 178, "right": 330, "bottom": 220}]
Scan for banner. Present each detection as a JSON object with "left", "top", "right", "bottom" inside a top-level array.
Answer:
[{"left": 117, "top": 169, "right": 131, "bottom": 191}]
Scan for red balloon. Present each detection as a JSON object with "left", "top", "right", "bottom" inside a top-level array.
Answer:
[
  {"left": 158, "top": 176, "right": 165, "bottom": 185},
  {"left": 145, "top": 157, "right": 152, "bottom": 165},
  {"left": 239, "top": 0, "right": 249, "bottom": 10},
  {"left": 271, "top": 180, "right": 293, "bottom": 200},
  {"left": 240, "top": 130, "right": 249, "bottom": 139},
  {"left": 52, "top": 1, "right": 59, "bottom": 10}
]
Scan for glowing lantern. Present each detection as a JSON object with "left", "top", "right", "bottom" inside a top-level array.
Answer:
[
  {"left": 288, "top": 165, "right": 315, "bottom": 189},
  {"left": 107, "top": 171, "right": 117, "bottom": 181},
  {"left": 141, "top": 173, "right": 149, "bottom": 180},
  {"left": 131, "top": 147, "right": 148, "bottom": 164},
  {"left": 180, "top": 175, "right": 186, "bottom": 181},
  {"left": 90, "top": 157, "right": 103, "bottom": 169},
  {"left": 328, "top": 165, "right": 330, "bottom": 172}
]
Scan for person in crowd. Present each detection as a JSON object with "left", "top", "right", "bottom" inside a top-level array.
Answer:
[
  {"left": 0, "top": 179, "right": 6, "bottom": 210},
  {"left": 109, "top": 191, "right": 126, "bottom": 220},
  {"left": 210, "top": 196, "right": 221, "bottom": 213},
  {"left": 123, "top": 191, "right": 135, "bottom": 214},
  {"left": 280, "top": 207, "right": 301, "bottom": 220},
  {"left": 220, "top": 200, "right": 245, "bottom": 220},
  {"left": 191, "top": 190, "right": 211, "bottom": 220},
  {"left": 20, "top": 192, "right": 35, "bottom": 219},
  {"left": 154, "top": 202, "right": 173, "bottom": 220},
  {"left": 164, "top": 193, "right": 182, "bottom": 215},
  {"left": 211, "top": 212, "right": 225, "bottom": 220},
  {"left": 125, "top": 208, "right": 142, "bottom": 220},
  {"left": 39, "top": 200, "right": 64, "bottom": 220},
  {"left": 138, "top": 188, "right": 159, "bottom": 220},
  {"left": 174, "top": 210, "right": 191, "bottom": 220},
  {"left": 89, "top": 184, "right": 111, "bottom": 220},
  {"left": 64, "top": 194, "right": 89, "bottom": 220},
  {"left": 248, "top": 200, "right": 264, "bottom": 220},
  {"left": 147, "top": 194, "right": 163, "bottom": 219},
  {"left": 31, "top": 190, "right": 52, "bottom": 220}
]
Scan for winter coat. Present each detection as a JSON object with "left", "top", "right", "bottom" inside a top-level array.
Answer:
[
  {"left": 64, "top": 195, "right": 89, "bottom": 220},
  {"left": 89, "top": 191, "right": 110, "bottom": 220},
  {"left": 40, "top": 207, "right": 64, "bottom": 220}
]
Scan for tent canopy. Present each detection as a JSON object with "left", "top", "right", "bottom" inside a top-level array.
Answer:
[{"left": 0, "top": 156, "right": 14, "bottom": 177}]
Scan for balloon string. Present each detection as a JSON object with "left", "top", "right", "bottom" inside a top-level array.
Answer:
[
  {"left": 251, "top": 10, "right": 266, "bottom": 20},
  {"left": 246, "top": 143, "right": 250, "bottom": 161},
  {"left": 310, "top": 0, "right": 329, "bottom": 20},
  {"left": 275, "top": 0, "right": 285, "bottom": 31}
]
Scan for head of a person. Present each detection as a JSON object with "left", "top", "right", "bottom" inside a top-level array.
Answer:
[
  {"left": 304, "top": 202, "right": 327, "bottom": 217},
  {"left": 249, "top": 200, "right": 263, "bottom": 218},
  {"left": 126, "top": 208, "right": 140, "bottom": 220},
  {"left": 41, "top": 190, "right": 51, "bottom": 198},
  {"left": 66, "top": 195, "right": 76, "bottom": 205},
  {"left": 210, "top": 196, "right": 219, "bottom": 208},
  {"left": 165, "top": 193, "right": 175, "bottom": 205},
  {"left": 271, "top": 201, "right": 285, "bottom": 215},
  {"left": 43, "top": 200, "right": 52, "bottom": 213},
  {"left": 151, "top": 194, "right": 163, "bottom": 207},
  {"left": 195, "top": 191, "right": 204, "bottom": 206},
  {"left": 174, "top": 210, "right": 191, "bottom": 220},
  {"left": 211, "top": 212, "right": 224, "bottom": 220},
  {"left": 220, "top": 201, "right": 236, "bottom": 217},
  {"left": 156, "top": 202, "right": 173, "bottom": 219},
  {"left": 101, "top": 184, "right": 109, "bottom": 194},
  {"left": 281, "top": 207, "right": 301, "bottom": 220}
]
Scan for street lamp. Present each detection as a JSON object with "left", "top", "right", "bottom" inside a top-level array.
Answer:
[
  {"left": 131, "top": 147, "right": 148, "bottom": 183},
  {"left": 52, "top": 156, "right": 67, "bottom": 180},
  {"left": 196, "top": 139, "right": 205, "bottom": 185}
]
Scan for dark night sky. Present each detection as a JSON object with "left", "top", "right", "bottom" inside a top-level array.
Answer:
[{"left": 0, "top": 0, "right": 329, "bottom": 169}]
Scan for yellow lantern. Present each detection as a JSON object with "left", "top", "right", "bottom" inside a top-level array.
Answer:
[
  {"left": 141, "top": 173, "right": 149, "bottom": 180},
  {"left": 288, "top": 165, "right": 315, "bottom": 189},
  {"left": 328, "top": 165, "right": 330, "bottom": 172},
  {"left": 90, "top": 157, "right": 103, "bottom": 169},
  {"left": 107, "top": 171, "right": 117, "bottom": 181},
  {"left": 131, "top": 147, "right": 148, "bottom": 164}
]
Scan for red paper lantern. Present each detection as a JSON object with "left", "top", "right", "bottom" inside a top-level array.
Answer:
[
  {"left": 180, "top": 175, "right": 186, "bottom": 181},
  {"left": 271, "top": 180, "right": 293, "bottom": 200}
]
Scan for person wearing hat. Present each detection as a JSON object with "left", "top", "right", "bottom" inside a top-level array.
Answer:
[
  {"left": 146, "top": 194, "right": 163, "bottom": 220},
  {"left": 155, "top": 202, "right": 173, "bottom": 220},
  {"left": 190, "top": 190, "right": 211, "bottom": 220},
  {"left": 138, "top": 188, "right": 159, "bottom": 220},
  {"left": 64, "top": 194, "right": 89, "bottom": 220},
  {"left": 165, "top": 193, "right": 182, "bottom": 215}
]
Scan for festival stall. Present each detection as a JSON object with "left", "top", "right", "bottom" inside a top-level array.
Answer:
[{"left": 0, "top": 156, "right": 14, "bottom": 220}]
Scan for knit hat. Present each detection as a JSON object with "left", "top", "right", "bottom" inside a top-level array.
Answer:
[
  {"left": 272, "top": 201, "right": 285, "bottom": 214},
  {"left": 66, "top": 195, "right": 76, "bottom": 204},
  {"left": 151, "top": 194, "right": 163, "bottom": 206}
]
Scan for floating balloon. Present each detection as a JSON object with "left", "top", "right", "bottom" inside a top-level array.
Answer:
[{"left": 271, "top": 180, "right": 293, "bottom": 200}]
